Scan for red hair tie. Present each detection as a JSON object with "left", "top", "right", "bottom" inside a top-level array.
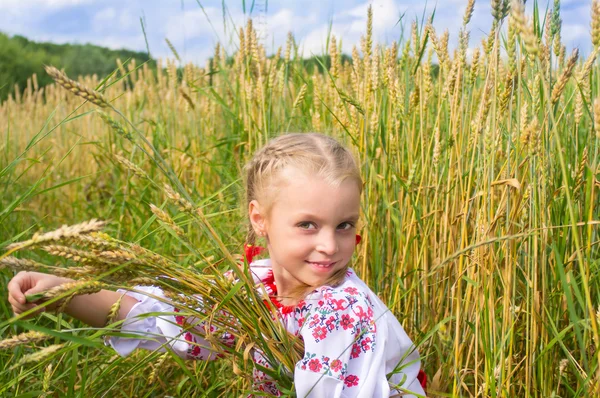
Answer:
[{"left": 244, "top": 244, "right": 266, "bottom": 264}]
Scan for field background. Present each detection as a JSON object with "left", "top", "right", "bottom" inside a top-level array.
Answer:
[{"left": 1, "top": 0, "right": 600, "bottom": 396}]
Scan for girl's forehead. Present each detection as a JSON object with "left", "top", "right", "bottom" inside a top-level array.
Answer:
[
  {"left": 276, "top": 173, "right": 360, "bottom": 206},
  {"left": 258, "top": 165, "right": 361, "bottom": 213}
]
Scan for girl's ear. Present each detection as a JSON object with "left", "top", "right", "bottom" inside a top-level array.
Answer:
[{"left": 249, "top": 200, "right": 267, "bottom": 236}]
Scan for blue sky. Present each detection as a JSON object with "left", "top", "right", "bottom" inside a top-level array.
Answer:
[{"left": 0, "top": 0, "right": 593, "bottom": 65}]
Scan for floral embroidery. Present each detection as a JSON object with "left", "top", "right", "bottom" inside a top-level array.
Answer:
[
  {"left": 344, "top": 374, "right": 359, "bottom": 387},
  {"left": 344, "top": 287, "right": 359, "bottom": 295},
  {"left": 340, "top": 314, "right": 354, "bottom": 330},
  {"left": 308, "top": 358, "right": 322, "bottom": 372},
  {"left": 296, "top": 285, "right": 377, "bottom": 389},
  {"left": 330, "top": 359, "right": 343, "bottom": 372},
  {"left": 312, "top": 326, "right": 328, "bottom": 341}
]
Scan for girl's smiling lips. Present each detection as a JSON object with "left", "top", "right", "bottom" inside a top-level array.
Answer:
[{"left": 306, "top": 260, "right": 337, "bottom": 270}]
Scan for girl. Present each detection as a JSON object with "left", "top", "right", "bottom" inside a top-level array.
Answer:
[{"left": 8, "top": 133, "right": 426, "bottom": 397}]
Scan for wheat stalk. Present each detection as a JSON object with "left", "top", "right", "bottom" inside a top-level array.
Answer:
[
  {"left": 463, "top": 0, "right": 476, "bottom": 26},
  {"left": 150, "top": 204, "right": 185, "bottom": 236},
  {"left": 594, "top": 98, "right": 600, "bottom": 139},
  {"left": 511, "top": 0, "right": 539, "bottom": 58},
  {"left": 0, "top": 257, "right": 46, "bottom": 271},
  {"left": 98, "top": 111, "right": 133, "bottom": 140},
  {"left": 0, "top": 331, "right": 52, "bottom": 350},
  {"left": 4, "top": 219, "right": 107, "bottom": 253},
  {"left": 551, "top": 49, "right": 578, "bottom": 104},
  {"left": 26, "top": 281, "right": 105, "bottom": 306},
  {"left": 148, "top": 352, "right": 170, "bottom": 384},
  {"left": 105, "top": 293, "right": 124, "bottom": 327},
  {"left": 113, "top": 154, "right": 150, "bottom": 180},
  {"left": 44, "top": 66, "right": 108, "bottom": 107},
  {"left": 593, "top": 0, "right": 600, "bottom": 48},
  {"left": 14, "top": 344, "right": 65, "bottom": 368}
]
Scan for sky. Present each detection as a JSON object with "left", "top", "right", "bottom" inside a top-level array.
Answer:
[{"left": 0, "top": 0, "right": 594, "bottom": 65}]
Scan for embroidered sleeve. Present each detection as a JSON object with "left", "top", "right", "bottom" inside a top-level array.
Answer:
[
  {"left": 106, "top": 286, "right": 235, "bottom": 360},
  {"left": 294, "top": 286, "right": 380, "bottom": 397}
]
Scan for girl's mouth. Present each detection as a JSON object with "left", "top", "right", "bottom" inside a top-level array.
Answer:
[{"left": 306, "top": 261, "right": 336, "bottom": 270}]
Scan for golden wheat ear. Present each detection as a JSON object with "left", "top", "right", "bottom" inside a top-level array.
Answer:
[
  {"left": 44, "top": 65, "right": 109, "bottom": 107},
  {"left": 5, "top": 219, "right": 107, "bottom": 253},
  {"left": 0, "top": 331, "right": 52, "bottom": 350}
]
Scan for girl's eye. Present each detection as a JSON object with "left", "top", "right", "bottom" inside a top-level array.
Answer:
[
  {"left": 297, "top": 222, "right": 317, "bottom": 230},
  {"left": 337, "top": 222, "right": 355, "bottom": 231}
]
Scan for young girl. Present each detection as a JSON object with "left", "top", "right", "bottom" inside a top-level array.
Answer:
[{"left": 8, "top": 133, "right": 426, "bottom": 397}]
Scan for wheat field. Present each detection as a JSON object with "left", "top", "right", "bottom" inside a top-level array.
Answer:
[{"left": 1, "top": 1, "right": 600, "bottom": 396}]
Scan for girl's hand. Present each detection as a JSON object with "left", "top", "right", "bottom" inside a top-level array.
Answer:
[{"left": 7, "top": 271, "right": 72, "bottom": 317}]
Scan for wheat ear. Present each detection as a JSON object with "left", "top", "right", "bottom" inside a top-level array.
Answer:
[
  {"left": 44, "top": 66, "right": 109, "bottom": 107},
  {"left": 0, "top": 331, "right": 52, "bottom": 350},
  {"left": 0, "top": 257, "right": 46, "bottom": 271},
  {"left": 14, "top": 344, "right": 65, "bottom": 368}
]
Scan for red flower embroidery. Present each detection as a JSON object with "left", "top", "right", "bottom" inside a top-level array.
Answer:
[
  {"left": 174, "top": 308, "right": 185, "bottom": 326},
  {"left": 190, "top": 344, "right": 201, "bottom": 357},
  {"left": 344, "top": 374, "right": 359, "bottom": 387},
  {"left": 325, "top": 316, "right": 336, "bottom": 331},
  {"left": 308, "top": 358, "right": 322, "bottom": 372},
  {"left": 330, "top": 359, "right": 343, "bottom": 372},
  {"left": 309, "top": 314, "right": 320, "bottom": 328},
  {"left": 360, "top": 337, "right": 371, "bottom": 351},
  {"left": 354, "top": 305, "right": 368, "bottom": 320},
  {"left": 344, "top": 287, "right": 359, "bottom": 295},
  {"left": 312, "top": 326, "right": 328, "bottom": 341},
  {"left": 331, "top": 298, "right": 347, "bottom": 311},
  {"left": 351, "top": 343, "right": 361, "bottom": 359},
  {"left": 340, "top": 314, "right": 355, "bottom": 330}
]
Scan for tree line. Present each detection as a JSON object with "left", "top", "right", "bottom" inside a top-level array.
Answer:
[{"left": 0, "top": 32, "right": 152, "bottom": 101}]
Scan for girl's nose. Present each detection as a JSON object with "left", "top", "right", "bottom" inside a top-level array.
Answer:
[{"left": 316, "top": 231, "right": 338, "bottom": 255}]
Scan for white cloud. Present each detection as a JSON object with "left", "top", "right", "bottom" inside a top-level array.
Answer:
[
  {"left": 45, "top": 0, "right": 93, "bottom": 7},
  {"left": 296, "top": 0, "right": 406, "bottom": 57},
  {"left": 562, "top": 23, "right": 588, "bottom": 46},
  {"left": 92, "top": 7, "right": 116, "bottom": 27},
  {"left": 0, "top": 0, "right": 93, "bottom": 9},
  {"left": 160, "top": 5, "right": 248, "bottom": 62}
]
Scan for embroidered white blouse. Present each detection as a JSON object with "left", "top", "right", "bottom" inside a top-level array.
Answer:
[{"left": 107, "top": 259, "right": 426, "bottom": 397}]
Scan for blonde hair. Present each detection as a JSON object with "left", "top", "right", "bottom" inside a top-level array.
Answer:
[{"left": 244, "top": 133, "right": 362, "bottom": 298}]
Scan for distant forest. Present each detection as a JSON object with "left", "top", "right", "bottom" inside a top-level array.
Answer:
[
  {"left": 0, "top": 32, "right": 426, "bottom": 103},
  {"left": 0, "top": 32, "right": 152, "bottom": 101}
]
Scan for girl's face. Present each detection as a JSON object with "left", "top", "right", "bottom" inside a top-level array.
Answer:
[{"left": 249, "top": 167, "right": 361, "bottom": 295}]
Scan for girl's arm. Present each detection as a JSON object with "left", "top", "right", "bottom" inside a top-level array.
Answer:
[
  {"left": 7, "top": 271, "right": 233, "bottom": 360},
  {"left": 7, "top": 271, "right": 138, "bottom": 327},
  {"left": 105, "top": 285, "right": 234, "bottom": 359}
]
